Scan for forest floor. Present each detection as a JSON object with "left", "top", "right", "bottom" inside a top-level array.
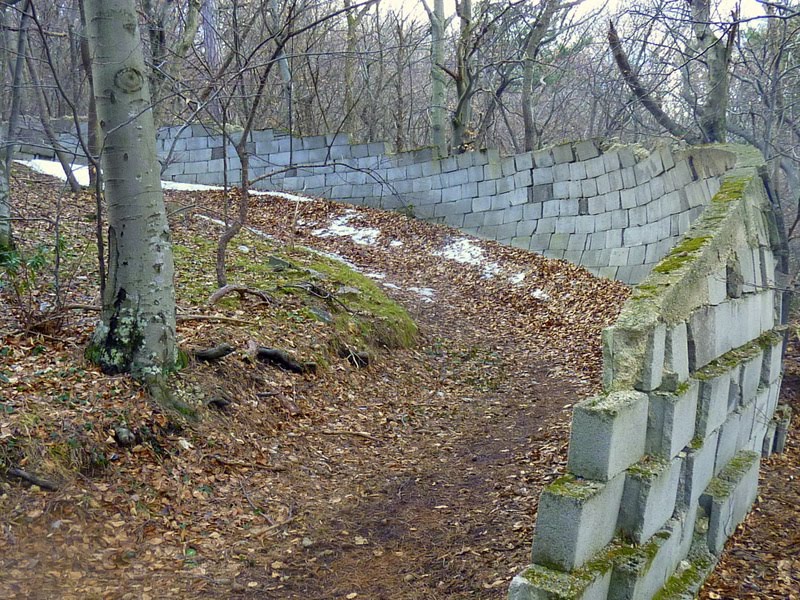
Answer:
[{"left": 0, "top": 167, "right": 797, "bottom": 599}]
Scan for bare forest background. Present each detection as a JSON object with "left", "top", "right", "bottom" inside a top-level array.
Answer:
[{"left": 2, "top": 0, "right": 800, "bottom": 273}]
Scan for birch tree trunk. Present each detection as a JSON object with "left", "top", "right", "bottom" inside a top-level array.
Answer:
[{"left": 84, "top": 0, "right": 178, "bottom": 379}]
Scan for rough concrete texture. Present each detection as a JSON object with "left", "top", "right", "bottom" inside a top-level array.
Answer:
[
  {"left": 508, "top": 564, "right": 612, "bottom": 600},
  {"left": 608, "top": 520, "right": 683, "bottom": 600},
  {"left": 647, "top": 383, "right": 699, "bottom": 458},
  {"left": 520, "top": 144, "right": 786, "bottom": 600},
  {"left": 618, "top": 457, "right": 683, "bottom": 544},
  {"left": 530, "top": 474, "right": 625, "bottom": 571},
  {"left": 567, "top": 391, "right": 649, "bottom": 481},
  {"left": 700, "top": 450, "right": 760, "bottom": 555},
  {"left": 677, "top": 430, "right": 719, "bottom": 510}
]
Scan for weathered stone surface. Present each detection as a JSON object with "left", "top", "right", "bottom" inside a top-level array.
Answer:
[
  {"left": 647, "top": 382, "right": 698, "bottom": 458},
  {"left": 618, "top": 456, "right": 683, "bottom": 544},
  {"left": 530, "top": 474, "right": 625, "bottom": 571},
  {"left": 508, "top": 564, "right": 612, "bottom": 600},
  {"left": 568, "top": 392, "right": 649, "bottom": 481},
  {"left": 700, "top": 450, "right": 760, "bottom": 555}
]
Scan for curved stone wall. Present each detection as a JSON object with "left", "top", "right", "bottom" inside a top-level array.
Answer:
[
  {"left": 508, "top": 145, "right": 789, "bottom": 600},
  {"left": 148, "top": 126, "right": 734, "bottom": 284}
]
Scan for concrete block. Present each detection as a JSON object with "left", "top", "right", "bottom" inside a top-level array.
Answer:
[
  {"left": 707, "top": 269, "right": 727, "bottom": 305},
  {"left": 715, "top": 409, "right": 743, "bottom": 476},
  {"left": 552, "top": 143, "right": 575, "bottom": 164},
  {"left": 568, "top": 391, "right": 649, "bottom": 481},
  {"left": 533, "top": 148, "right": 555, "bottom": 168},
  {"left": 515, "top": 170, "right": 533, "bottom": 188},
  {"left": 695, "top": 372, "right": 730, "bottom": 439},
  {"left": 575, "top": 140, "right": 600, "bottom": 161},
  {"left": 609, "top": 519, "right": 683, "bottom": 600},
  {"left": 532, "top": 167, "right": 554, "bottom": 185},
  {"left": 665, "top": 323, "right": 690, "bottom": 384},
  {"left": 478, "top": 179, "right": 496, "bottom": 197},
  {"left": 687, "top": 304, "right": 729, "bottom": 370},
  {"left": 530, "top": 473, "right": 625, "bottom": 570},
  {"left": 515, "top": 152, "right": 534, "bottom": 171},
  {"left": 736, "top": 400, "right": 757, "bottom": 451},
  {"left": 647, "top": 382, "right": 698, "bottom": 458},
  {"left": 472, "top": 196, "right": 491, "bottom": 213},
  {"left": 570, "top": 161, "right": 588, "bottom": 180},
  {"left": 678, "top": 429, "right": 719, "bottom": 510},
  {"left": 553, "top": 180, "right": 570, "bottom": 199},
  {"left": 523, "top": 202, "right": 543, "bottom": 221},
  {"left": 536, "top": 217, "right": 556, "bottom": 234},
  {"left": 639, "top": 322, "right": 667, "bottom": 392},
  {"left": 739, "top": 352, "right": 764, "bottom": 405},
  {"left": 762, "top": 420, "right": 777, "bottom": 457},
  {"left": 619, "top": 456, "right": 683, "bottom": 544},
  {"left": 509, "top": 563, "right": 612, "bottom": 600},
  {"left": 609, "top": 248, "right": 630, "bottom": 267},
  {"left": 700, "top": 450, "right": 760, "bottom": 555},
  {"left": 503, "top": 204, "right": 524, "bottom": 225},
  {"left": 586, "top": 156, "right": 606, "bottom": 179},
  {"left": 761, "top": 336, "right": 784, "bottom": 385},
  {"left": 581, "top": 178, "right": 598, "bottom": 197}
]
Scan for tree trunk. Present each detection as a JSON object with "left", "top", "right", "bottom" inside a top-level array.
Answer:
[
  {"left": 84, "top": 0, "right": 178, "bottom": 379},
  {"left": 25, "top": 53, "right": 81, "bottom": 193},
  {"left": 451, "top": 0, "right": 473, "bottom": 153},
  {"left": 267, "top": 0, "right": 293, "bottom": 131},
  {"left": 4, "top": 0, "right": 31, "bottom": 174},
  {"left": 0, "top": 4, "right": 11, "bottom": 250},
  {"left": 522, "top": 0, "right": 559, "bottom": 152},
  {"left": 688, "top": 0, "right": 736, "bottom": 143},
  {"left": 424, "top": 0, "right": 447, "bottom": 157},
  {"left": 78, "top": 0, "right": 99, "bottom": 186}
]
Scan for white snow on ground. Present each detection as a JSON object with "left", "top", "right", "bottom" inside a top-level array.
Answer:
[
  {"left": 312, "top": 211, "right": 381, "bottom": 246},
  {"left": 532, "top": 289, "right": 550, "bottom": 301},
  {"left": 267, "top": 191, "right": 314, "bottom": 202},
  {"left": 509, "top": 272, "right": 526, "bottom": 285},
  {"left": 16, "top": 159, "right": 90, "bottom": 186},
  {"left": 434, "top": 238, "right": 501, "bottom": 279},
  {"left": 14, "top": 158, "right": 315, "bottom": 200},
  {"left": 408, "top": 287, "right": 435, "bottom": 302}
]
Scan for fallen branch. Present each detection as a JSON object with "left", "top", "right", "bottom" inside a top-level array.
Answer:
[
  {"left": 319, "top": 429, "right": 380, "bottom": 442},
  {"left": 194, "top": 343, "right": 235, "bottom": 361},
  {"left": 256, "top": 347, "right": 316, "bottom": 374},
  {"left": 201, "top": 453, "right": 287, "bottom": 472},
  {"left": 208, "top": 284, "right": 274, "bottom": 307},
  {"left": 279, "top": 282, "right": 352, "bottom": 313},
  {"left": 6, "top": 467, "right": 59, "bottom": 491},
  {"left": 177, "top": 314, "right": 256, "bottom": 325}
]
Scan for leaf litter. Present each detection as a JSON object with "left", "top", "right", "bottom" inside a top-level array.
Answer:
[{"left": 1, "top": 165, "right": 796, "bottom": 599}]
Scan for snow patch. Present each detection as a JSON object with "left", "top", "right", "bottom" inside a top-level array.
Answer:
[
  {"left": 435, "top": 238, "right": 500, "bottom": 279},
  {"left": 16, "top": 159, "right": 90, "bottom": 186},
  {"left": 408, "top": 286, "right": 435, "bottom": 302},
  {"left": 532, "top": 289, "right": 550, "bottom": 301},
  {"left": 267, "top": 191, "right": 314, "bottom": 202},
  {"left": 312, "top": 211, "right": 381, "bottom": 246},
  {"left": 509, "top": 272, "right": 526, "bottom": 285}
]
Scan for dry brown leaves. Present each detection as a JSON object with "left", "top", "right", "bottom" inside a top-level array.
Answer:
[{"left": 4, "top": 170, "right": 787, "bottom": 599}]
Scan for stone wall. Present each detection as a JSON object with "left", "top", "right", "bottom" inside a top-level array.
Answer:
[
  {"left": 150, "top": 126, "right": 734, "bottom": 284},
  {"left": 20, "top": 121, "right": 739, "bottom": 285},
  {"left": 508, "top": 145, "right": 790, "bottom": 600}
]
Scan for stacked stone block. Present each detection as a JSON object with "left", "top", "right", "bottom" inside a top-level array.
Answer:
[
  {"left": 509, "top": 146, "right": 789, "bottom": 600},
  {"left": 20, "top": 123, "right": 774, "bottom": 287},
  {"left": 143, "top": 128, "right": 733, "bottom": 284}
]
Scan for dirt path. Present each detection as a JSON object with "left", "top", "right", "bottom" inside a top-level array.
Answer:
[{"left": 0, "top": 181, "right": 624, "bottom": 599}]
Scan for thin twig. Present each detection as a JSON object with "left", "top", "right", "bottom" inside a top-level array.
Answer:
[{"left": 319, "top": 429, "right": 380, "bottom": 442}]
